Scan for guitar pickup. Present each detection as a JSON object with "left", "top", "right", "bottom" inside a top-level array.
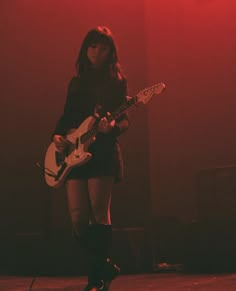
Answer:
[{"left": 75, "top": 137, "right": 79, "bottom": 149}]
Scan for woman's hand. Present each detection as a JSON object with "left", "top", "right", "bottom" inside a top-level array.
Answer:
[
  {"left": 53, "top": 135, "right": 69, "bottom": 152},
  {"left": 98, "top": 113, "right": 115, "bottom": 134}
]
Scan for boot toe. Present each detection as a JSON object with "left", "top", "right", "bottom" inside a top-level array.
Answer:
[{"left": 83, "top": 280, "right": 104, "bottom": 291}]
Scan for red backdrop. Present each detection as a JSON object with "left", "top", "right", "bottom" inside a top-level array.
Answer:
[{"left": 0, "top": 0, "right": 235, "bottom": 234}]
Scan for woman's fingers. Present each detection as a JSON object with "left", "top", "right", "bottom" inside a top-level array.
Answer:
[
  {"left": 98, "top": 114, "right": 115, "bottom": 133},
  {"left": 53, "top": 135, "right": 69, "bottom": 152}
]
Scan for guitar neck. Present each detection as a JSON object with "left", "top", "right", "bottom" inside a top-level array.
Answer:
[
  {"left": 107, "top": 95, "right": 137, "bottom": 122},
  {"left": 81, "top": 95, "right": 137, "bottom": 143}
]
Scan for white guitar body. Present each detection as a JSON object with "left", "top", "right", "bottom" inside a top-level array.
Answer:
[
  {"left": 43, "top": 82, "right": 166, "bottom": 188},
  {"left": 44, "top": 116, "right": 96, "bottom": 188}
]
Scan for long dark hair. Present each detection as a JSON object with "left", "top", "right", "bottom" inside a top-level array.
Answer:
[{"left": 76, "top": 26, "right": 125, "bottom": 80}]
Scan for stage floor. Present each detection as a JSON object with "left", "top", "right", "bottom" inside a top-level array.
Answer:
[{"left": 1, "top": 272, "right": 236, "bottom": 291}]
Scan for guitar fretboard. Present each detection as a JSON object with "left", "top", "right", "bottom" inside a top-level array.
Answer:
[{"left": 80, "top": 96, "right": 137, "bottom": 143}]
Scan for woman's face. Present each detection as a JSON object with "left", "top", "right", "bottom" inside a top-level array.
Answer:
[{"left": 87, "top": 42, "right": 110, "bottom": 69}]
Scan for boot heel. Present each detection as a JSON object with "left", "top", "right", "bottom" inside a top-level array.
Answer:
[
  {"left": 101, "top": 259, "right": 120, "bottom": 291},
  {"left": 104, "top": 259, "right": 120, "bottom": 280}
]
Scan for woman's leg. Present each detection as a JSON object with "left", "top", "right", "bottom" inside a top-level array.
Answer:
[
  {"left": 87, "top": 176, "right": 120, "bottom": 291},
  {"left": 66, "top": 179, "right": 90, "bottom": 242},
  {"left": 66, "top": 179, "right": 102, "bottom": 291},
  {"left": 88, "top": 176, "right": 113, "bottom": 224}
]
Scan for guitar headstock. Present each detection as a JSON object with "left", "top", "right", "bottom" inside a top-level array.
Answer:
[{"left": 136, "top": 82, "right": 166, "bottom": 104}]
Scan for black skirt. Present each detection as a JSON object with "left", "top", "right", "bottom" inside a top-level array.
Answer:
[{"left": 66, "top": 140, "right": 124, "bottom": 183}]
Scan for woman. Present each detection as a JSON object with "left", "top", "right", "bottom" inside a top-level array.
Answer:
[{"left": 52, "top": 26, "right": 129, "bottom": 291}]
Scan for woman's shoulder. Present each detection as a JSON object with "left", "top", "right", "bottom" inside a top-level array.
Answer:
[
  {"left": 67, "top": 75, "right": 81, "bottom": 90},
  {"left": 69, "top": 75, "right": 80, "bottom": 85},
  {"left": 65, "top": 76, "right": 82, "bottom": 97}
]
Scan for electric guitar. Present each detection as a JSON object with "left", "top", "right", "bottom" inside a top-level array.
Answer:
[{"left": 43, "top": 82, "right": 166, "bottom": 188}]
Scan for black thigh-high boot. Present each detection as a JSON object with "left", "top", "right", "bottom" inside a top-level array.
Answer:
[{"left": 85, "top": 224, "right": 120, "bottom": 291}]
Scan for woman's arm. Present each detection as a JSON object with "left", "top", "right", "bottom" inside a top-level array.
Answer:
[{"left": 53, "top": 77, "right": 79, "bottom": 136}]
